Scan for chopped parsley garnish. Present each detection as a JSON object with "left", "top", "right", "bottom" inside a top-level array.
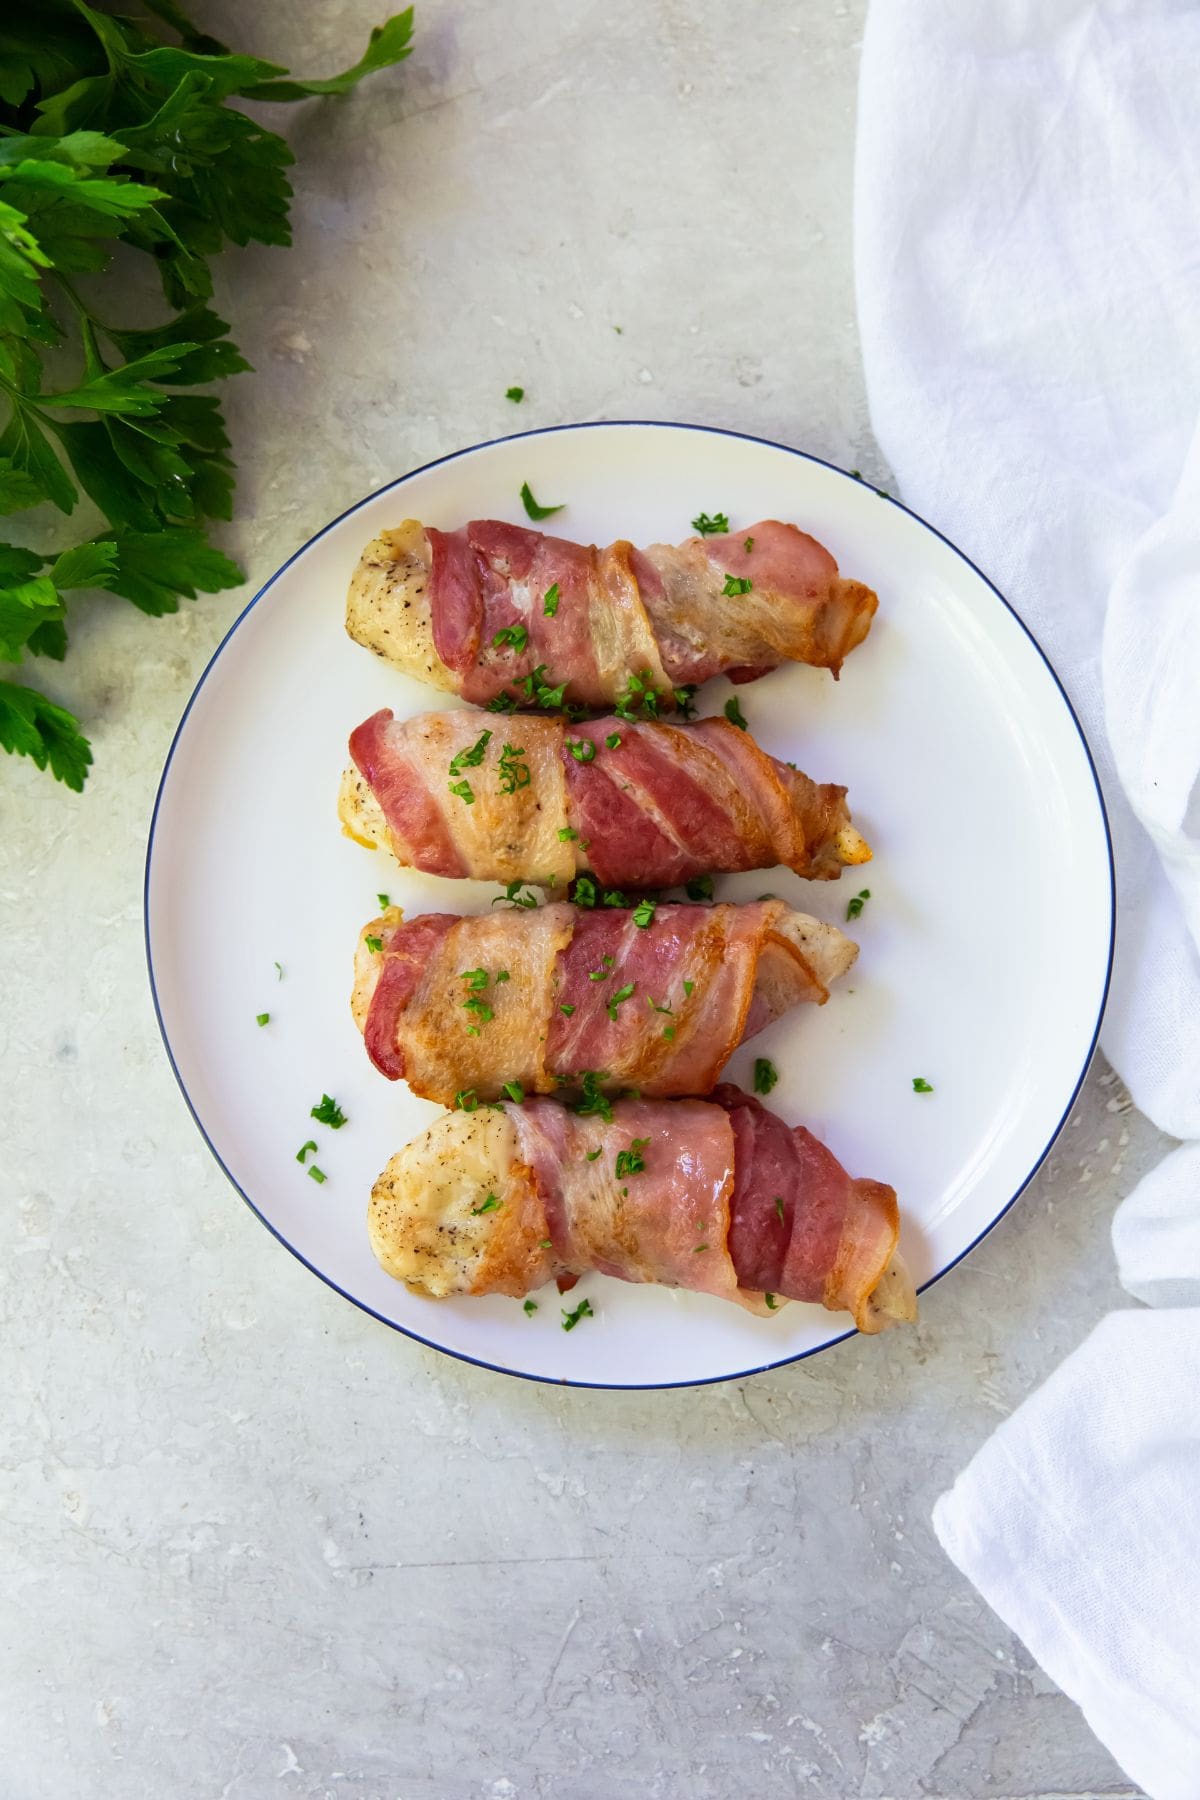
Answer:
[
  {"left": 744, "top": 536, "right": 754, "bottom": 553},
  {"left": 449, "top": 728, "right": 492, "bottom": 773},
  {"left": 723, "top": 696, "right": 749, "bottom": 730},
  {"left": 559, "top": 1003, "right": 576, "bottom": 1016},
  {"left": 495, "top": 970, "right": 510, "bottom": 983},
  {"left": 274, "top": 961, "right": 283, "bottom": 980},
  {"left": 256, "top": 1012, "right": 269, "bottom": 1026},
  {"left": 662, "top": 1025, "right": 675, "bottom": 1040},
  {"left": 561, "top": 1297, "right": 593, "bottom": 1331},
  {"left": 588, "top": 957, "right": 613, "bottom": 981},
  {"left": 765, "top": 1293, "right": 779, "bottom": 1310},
  {"left": 311, "top": 1094, "right": 347, "bottom": 1129},
  {"left": 574, "top": 1072, "right": 614, "bottom": 1121},
  {"left": 566, "top": 737, "right": 596, "bottom": 762},
  {"left": 523, "top": 1298, "right": 538, "bottom": 1315},
  {"left": 493, "top": 881, "right": 539, "bottom": 909},
  {"left": 571, "top": 876, "right": 597, "bottom": 907},
  {"left": 500, "top": 1080, "right": 525, "bottom": 1104},
  {"left": 602, "top": 889, "right": 628, "bottom": 908},
  {"left": 461, "top": 968, "right": 489, "bottom": 990},
  {"left": 631, "top": 899, "right": 656, "bottom": 928},
  {"left": 492, "top": 623, "right": 529, "bottom": 653},
  {"left": 606, "top": 982, "right": 636, "bottom": 1020},
  {"left": 539, "top": 1238, "right": 553, "bottom": 1248},
  {"left": 722, "top": 574, "right": 753, "bottom": 597},
  {"left": 486, "top": 692, "right": 519, "bottom": 714},
  {"left": 376, "top": 894, "right": 390, "bottom": 909},
  {"left": 296, "top": 1141, "right": 318, "bottom": 1164},
  {"left": 614, "top": 669, "right": 665, "bottom": 721},
  {"left": 694, "top": 1244, "right": 709, "bottom": 1253},
  {"left": 498, "top": 743, "right": 531, "bottom": 794},
  {"left": 685, "top": 876, "right": 714, "bottom": 902},
  {"left": 846, "top": 888, "right": 871, "bottom": 922},
  {"left": 365, "top": 935, "right": 383, "bottom": 954},
  {"left": 649, "top": 997, "right": 672, "bottom": 1013},
  {"left": 448, "top": 779, "right": 475, "bottom": 803},
  {"left": 673, "top": 685, "right": 698, "bottom": 718},
  {"left": 520, "top": 481, "right": 564, "bottom": 521},
  {"left": 913, "top": 1077, "right": 934, "bottom": 1093},
  {"left": 605, "top": 732, "right": 622, "bottom": 749},
  {"left": 614, "top": 1138, "right": 649, "bottom": 1179},
  {"left": 454, "top": 1088, "right": 478, "bottom": 1112},
  {"left": 463, "top": 997, "right": 494, "bottom": 1024},
  {"left": 683, "top": 979, "right": 695, "bottom": 997},
  {"left": 558, "top": 826, "right": 578, "bottom": 841},
  {"left": 543, "top": 582, "right": 560, "bottom": 616},
  {"left": 774, "top": 1195, "right": 785, "bottom": 1223},
  {"left": 753, "top": 1058, "right": 779, "bottom": 1096},
  {"left": 586, "top": 1148, "right": 602, "bottom": 1161},
  {"left": 308, "top": 1166, "right": 327, "bottom": 1185},
  {"left": 471, "top": 1192, "right": 501, "bottom": 1215},
  {"left": 519, "top": 663, "right": 569, "bottom": 709},
  {"left": 692, "top": 511, "right": 729, "bottom": 535},
  {"left": 506, "top": 385, "right": 525, "bottom": 402}
]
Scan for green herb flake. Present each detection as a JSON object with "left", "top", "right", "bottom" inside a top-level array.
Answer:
[
  {"left": 566, "top": 737, "right": 597, "bottom": 763},
  {"left": 631, "top": 899, "right": 656, "bottom": 928},
  {"left": 493, "top": 881, "right": 539, "bottom": 910},
  {"left": 765, "top": 1292, "right": 779, "bottom": 1310},
  {"left": 558, "top": 826, "right": 579, "bottom": 841},
  {"left": 376, "top": 894, "right": 390, "bottom": 909},
  {"left": 296, "top": 1140, "right": 318, "bottom": 1164},
  {"left": 256, "top": 1012, "right": 270, "bottom": 1027},
  {"left": 454, "top": 1088, "right": 479, "bottom": 1113},
  {"left": 543, "top": 582, "right": 560, "bottom": 617},
  {"left": 662, "top": 1025, "right": 675, "bottom": 1040},
  {"left": 364, "top": 935, "right": 383, "bottom": 954},
  {"left": 722, "top": 575, "right": 753, "bottom": 597},
  {"left": 523, "top": 1298, "right": 538, "bottom": 1315},
  {"left": 571, "top": 876, "right": 597, "bottom": 907},
  {"left": 913, "top": 1077, "right": 934, "bottom": 1093},
  {"left": 683, "top": 979, "right": 695, "bottom": 997},
  {"left": 311, "top": 1094, "right": 347, "bottom": 1128},
  {"left": 462, "top": 996, "right": 494, "bottom": 1024},
  {"left": 606, "top": 981, "right": 636, "bottom": 1021},
  {"left": 500, "top": 1080, "right": 526, "bottom": 1105},
  {"left": 448, "top": 778, "right": 475, "bottom": 804},
  {"left": 559, "top": 1002, "right": 576, "bottom": 1016},
  {"left": 539, "top": 1238, "right": 553, "bottom": 1249},
  {"left": 605, "top": 732, "right": 621, "bottom": 749},
  {"left": 461, "top": 968, "right": 489, "bottom": 990},
  {"left": 774, "top": 1195, "right": 785, "bottom": 1224},
  {"left": 694, "top": 1244, "right": 709, "bottom": 1253},
  {"left": 724, "top": 696, "right": 749, "bottom": 730},
  {"left": 486, "top": 692, "right": 518, "bottom": 714},
  {"left": 506, "top": 386, "right": 525, "bottom": 403},
  {"left": 614, "top": 1137, "right": 649, "bottom": 1179},
  {"left": 744, "top": 536, "right": 754, "bottom": 553},
  {"left": 753, "top": 1058, "right": 779, "bottom": 1096},
  {"left": 586, "top": 1148, "right": 602, "bottom": 1161},
  {"left": 561, "top": 1297, "right": 593, "bottom": 1332},
  {"left": 498, "top": 742, "right": 531, "bottom": 795},
  {"left": 603, "top": 889, "right": 628, "bottom": 908},
  {"left": 692, "top": 511, "right": 729, "bottom": 536},
  {"left": 574, "top": 1072, "right": 614, "bottom": 1122},
  {"left": 673, "top": 685, "right": 698, "bottom": 718},
  {"left": 492, "top": 623, "right": 529, "bottom": 653},
  {"left": 308, "top": 1166, "right": 327, "bottom": 1185},
  {"left": 275, "top": 962, "right": 284, "bottom": 980},
  {"left": 520, "top": 481, "right": 564, "bottom": 521},
  {"left": 471, "top": 1192, "right": 501, "bottom": 1215},
  {"left": 685, "top": 877, "right": 714, "bottom": 903},
  {"left": 846, "top": 888, "right": 871, "bottom": 922},
  {"left": 495, "top": 970, "right": 510, "bottom": 983}
]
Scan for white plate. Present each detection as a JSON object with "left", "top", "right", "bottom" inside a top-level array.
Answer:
[{"left": 145, "top": 422, "right": 1113, "bottom": 1388}]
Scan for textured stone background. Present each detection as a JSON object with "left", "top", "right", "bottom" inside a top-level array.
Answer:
[{"left": 1, "top": 3, "right": 1161, "bottom": 1795}]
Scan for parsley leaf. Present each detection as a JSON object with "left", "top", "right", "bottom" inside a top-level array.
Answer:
[
  {"left": 523, "top": 1298, "right": 538, "bottom": 1315},
  {"left": 255, "top": 1012, "right": 269, "bottom": 1026},
  {"left": 310, "top": 1094, "right": 347, "bottom": 1128},
  {"left": 500, "top": 1080, "right": 525, "bottom": 1105},
  {"left": 471, "top": 1191, "right": 501, "bottom": 1215},
  {"left": 631, "top": 899, "right": 656, "bottom": 928},
  {"left": 692, "top": 511, "right": 729, "bottom": 535},
  {"left": 574, "top": 1072, "right": 613, "bottom": 1122},
  {"left": 685, "top": 876, "right": 714, "bottom": 902},
  {"left": 506, "top": 386, "right": 524, "bottom": 403},
  {"left": 520, "top": 481, "right": 564, "bottom": 521},
  {"left": 0, "top": 679, "right": 91, "bottom": 789},
  {"left": 753, "top": 1058, "right": 778, "bottom": 1096},
  {"left": 561, "top": 1297, "right": 593, "bottom": 1331},
  {"left": 913, "top": 1077, "right": 934, "bottom": 1093},
  {"left": 364, "top": 934, "right": 383, "bottom": 954},
  {"left": 492, "top": 623, "right": 528, "bottom": 653},
  {"left": 614, "top": 1138, "right": 649, "bottom": 1179},
  {"left": 846, "top": 888, "right": 871, "bottom": 922},
  {"left": 570, "top": 876, "right": 597, "bottom": 907},
  {"left": 722, "top": 575, "right": 753, "bottom": 598},
  {"left": 492, "top": 881, "right": 539, "bottom": 910},
  {"left": 566, "top": 736, "right": 596, "bottom": 762},
  {"left": 606, "top": 981, "right": 636, "bottom": 1021},
  {"left": 296, "top": 1140, "right": 318, "bottom": 1164},
  {"left": 543, "top": 582, "right": 560, "bottom": 616},
  {"left": 723, "top": 696, "right": 749, "bottom": 730}
]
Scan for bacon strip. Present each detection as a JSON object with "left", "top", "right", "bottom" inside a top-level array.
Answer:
[
  {"left": 352, "top": 900, "right": 857, "bottom": 1095},
  {"left": 367, "top": 1091, "right": 916, "bottom": 1333},
  {"left": 340, "top": 709, "right": 870, "bottom": 886},
  {"left": 346, "top": 517, "right": 876, "bottom": 707}
]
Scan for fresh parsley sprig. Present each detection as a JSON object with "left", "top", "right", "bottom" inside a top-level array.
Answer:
[{"left": 0, "top": 5, "right": 414, "bottom": 789}]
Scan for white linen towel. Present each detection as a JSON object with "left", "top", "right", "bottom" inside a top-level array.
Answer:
[{"left": 855, "top": 3, "right": 1200, "bottom": 1794}]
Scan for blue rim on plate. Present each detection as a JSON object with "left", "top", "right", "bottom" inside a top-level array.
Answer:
[{"left": 144, "top": 420, "right": 1116, "bottom": 1390}]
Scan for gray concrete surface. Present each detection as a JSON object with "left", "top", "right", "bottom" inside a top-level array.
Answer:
[{"left": 1, "top": 3, "right": 1162, "bottom": 1794}]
